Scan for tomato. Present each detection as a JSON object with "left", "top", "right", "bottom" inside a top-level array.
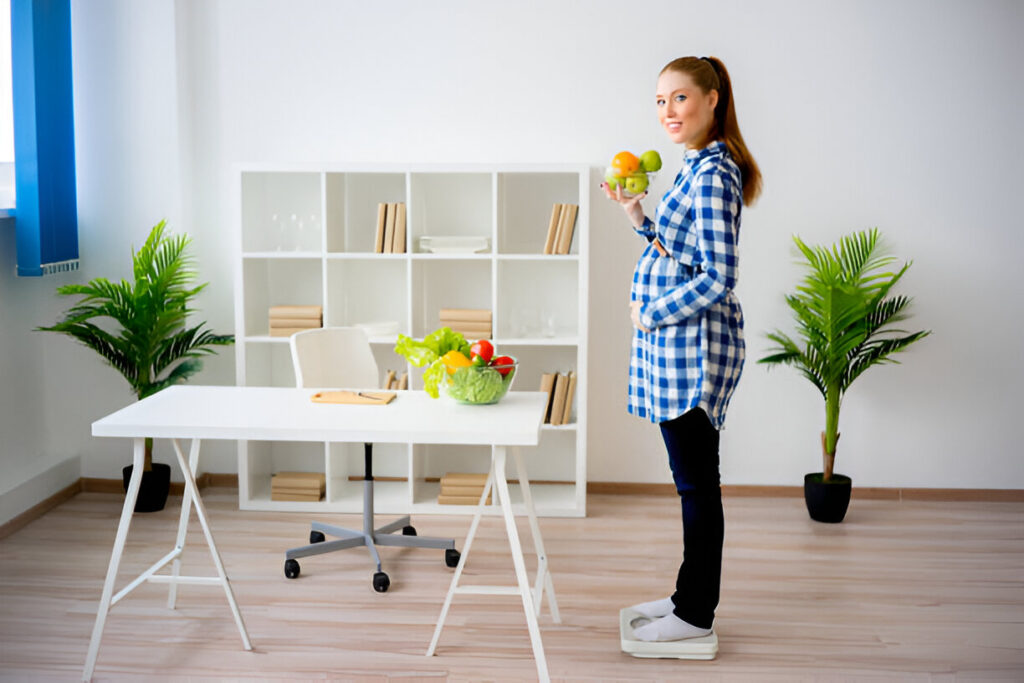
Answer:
[
  {"left": 470, "top": 340, "right": 494, "bottom": 363},
  {"left": 490, "top": 355, "right": 515, "bottom": 377}
]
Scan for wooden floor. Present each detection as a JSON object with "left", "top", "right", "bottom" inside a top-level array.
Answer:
[{"left": 1, "top": 489, "right": 1022, "bottom": 682}]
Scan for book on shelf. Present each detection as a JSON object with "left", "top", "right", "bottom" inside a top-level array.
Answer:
[
  {"left": 548, "top": 372, "right": 570, "bottom": 426},
  {"left": 554, "top": 203, "right": 579, "bottom": 255},
  {"left": 269, "top": 304, "right": 322, "bottom": 336},
  {"left": 267, "top": 316, "right": 323, "bottom": 328},
  {"left": 269, "top": 327, "right": 314, "bottom": 338},
  {"left": 438, "top": 308, "right": 492, "bottom": 323},
  {"left": 398, "top": 371, "right": 408, "bottom": 390},
  {"left": 271, "top": 471, "right": 325, "bottom": 500},
  {"left": 538, "top": 371, "right": 576, "bottom": 425},
  {"left": 374, "top": 202, "right": 407, "bottom": 254},
  {"left": 560, "top": 371, "right": 577, "bottom": 425},
  {"left": 441, "top": 320, "right": 492, "bottom": 334},
  {"left": 374, "top": 203, "right": 387, "bottom": 253},
  {"left": 393, "top": 203, "right": 407, "bottom": 253},
  {"left": 438, "top": 472, "right": 490, "bottom": 505},
  {"left": 269, "top": 305, "right": 322, "bottom": 320},
  {"left": 383, "top": 203, "right": 397, "bottom": 253},
  {"left": 383, "top": 369, "right": 397, "bottom": 390},
  {"left": 543, "top": 204, "right": 562, "bottom": 255},
  {"left": 539, "top": 372, "right": 557, "bottom": 423}
]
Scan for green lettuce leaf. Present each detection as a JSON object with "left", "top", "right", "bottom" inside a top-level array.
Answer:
[
  {"left": 446, "top": 365, "right": 514, "bottom": 404},
  {"left": 394, "top": 328, "right": 470, "bottom": 368}
]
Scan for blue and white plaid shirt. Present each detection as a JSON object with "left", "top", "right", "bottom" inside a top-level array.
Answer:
[{"left": 628, "top": 140, "right": 745, "bottom": 428}]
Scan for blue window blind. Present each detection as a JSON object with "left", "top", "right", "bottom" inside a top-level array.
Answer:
[{"left": 11, "top": 0, "right": 78, "bottom": 276}]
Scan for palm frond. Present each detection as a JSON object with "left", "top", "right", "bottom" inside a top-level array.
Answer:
[
  {"left": 38, "top": 221, "right": 233, "bottom": 400},
  {"left": 759, "top": 228, "right": 929, "bottom": 461}
]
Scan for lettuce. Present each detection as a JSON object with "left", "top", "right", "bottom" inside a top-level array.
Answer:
[
  {"left": 446, "top": 365, "right": 515, "bottom": 404},
  {"left": 394, "top": 328, "right": 472, "bottom": 398}
]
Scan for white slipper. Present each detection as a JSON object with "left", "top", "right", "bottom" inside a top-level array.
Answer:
[{"left": 619, "top": 607, "right": 718, "bottom": 660}]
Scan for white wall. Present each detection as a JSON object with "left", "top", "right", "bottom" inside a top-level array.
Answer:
[{"left": 2, "top": 0, "right": 1022, "bottom": 518}]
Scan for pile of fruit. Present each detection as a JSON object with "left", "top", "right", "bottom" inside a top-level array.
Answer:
[
  {"left": 605, "top": 149, "right": 662, "bottom": 196},
  {"left": 395, "top": 328, "right": 516, "bottom": 404}
]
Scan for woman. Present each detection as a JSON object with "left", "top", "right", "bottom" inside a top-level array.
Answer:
[{"left": 603, "top": 55, "right": 761, "bottom": 642}]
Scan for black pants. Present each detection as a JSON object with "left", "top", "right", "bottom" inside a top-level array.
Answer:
[{"left": 659, "top": 408, "right": 723, "bottom": 630}]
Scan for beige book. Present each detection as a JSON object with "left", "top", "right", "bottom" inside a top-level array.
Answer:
[
  {"left": 398, "top": 372, "right": 409, "bottom": 390},
  {"left": 374, "top": 203, "right": 387, "bottom": 253},
  {"left": 268, "top": 305, "right": 323, "bottom": 320},
  {"left": 440, "top": 483, "right": 487, "bottom": 497},
  {"left": 438, "top": 308, "right": 492, "bottom": 323},
  {"left": 560, "top": 371, "right": 577, "bottom": 425},
  {"left": 271, "top": 471, "right": 326, "bottom": 490},
  {"left": 555, "top": 204, "right": 579, "bottom": 255},
  {"left": 440, "top": 472, "right": 489, "bottom": 485},
  {"left": 539, "top": 372, "right": 557, "bottom": 424},
  {"left": 269, "top": 327, "right": 313, "bottom": 337},
  {"left": 437, "top": 494, "right": 489, "bottom": 505},
  {"left": 271, "top": 486, "right": 324, "bottom": 496},
  {"left": 383, "top": 203, "right": 397, "bottom": 253},
  {"left": 441, "top": 321, "right": 493, "bottom": 333},
  {"left": 393, "top": 203, "right": 407, "bottom": 253},
  {"left": 548, "top": 373, "right": 569, "bottom": 426},
  {"left": 268, "top": 316, "right": 322, "bottom": 328},
  {"left": 543, "top": 204, "right": 563, "bottom": 255},
  {"left": 272, "top": 491, "right": 323, "bottom": 501},
  {"left": 449, "top": 329, "right": 492, "bottom": 341}
]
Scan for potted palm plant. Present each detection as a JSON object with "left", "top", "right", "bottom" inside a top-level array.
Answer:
[
  {"left": 38, "top": 220, "right": 233, "bottom": 512},
  {"left": 759, "top": 228, "right": 929, "bottom": 523}
]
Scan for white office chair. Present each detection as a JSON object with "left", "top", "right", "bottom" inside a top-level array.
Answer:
[{"left": 282, "top": 327, "right": 459, "bottom": 592}]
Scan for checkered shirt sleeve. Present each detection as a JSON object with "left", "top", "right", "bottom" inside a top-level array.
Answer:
[{"left": 638, "top": 168, "right": 740, "bottom": 330}]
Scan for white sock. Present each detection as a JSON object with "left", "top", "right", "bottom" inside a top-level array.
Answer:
[
  {"left": 633, "top": 613, "right": 712, "bottom": 642},
  {"left": 629, "top": 597, "right": 675, "bottom": 618}
]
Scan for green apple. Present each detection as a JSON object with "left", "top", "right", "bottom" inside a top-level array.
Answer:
[
  {"left": 605, "top": 168, "right": 623, "bottom": 191},
  {"left": 639, "top": 150, "right": 662, "bottom": 173},
  {"left": 624, "top": 172, "right": 649, "bottom": 195}
]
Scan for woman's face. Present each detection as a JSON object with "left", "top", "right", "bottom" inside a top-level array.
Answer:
[{"left": 656, "top": 69, "right": 719, "bottom": 148}]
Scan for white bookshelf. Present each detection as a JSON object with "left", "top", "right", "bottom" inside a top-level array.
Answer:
[{"left": 233, "top": 164, "right": 589, "bottom": 517}]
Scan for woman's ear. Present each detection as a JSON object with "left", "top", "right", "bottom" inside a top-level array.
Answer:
[{"left": 708, "top": 89, "right": 719, "bottom": 111}]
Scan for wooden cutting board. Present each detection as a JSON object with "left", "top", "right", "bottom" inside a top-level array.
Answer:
[{"left": 310, "top": 390, "right": 396, "bottom": 405}]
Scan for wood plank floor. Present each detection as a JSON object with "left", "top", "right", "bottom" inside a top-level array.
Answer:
[{"left": 1, "top": 489, "right": 1021, "bottom": 681}]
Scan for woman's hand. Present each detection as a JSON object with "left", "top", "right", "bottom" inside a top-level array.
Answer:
[
  {"left": 601, "top": 181, "right": 648, "bottom": 229},
  {"left": 630, "top": 301, "right": 651, "bottom": 333}
]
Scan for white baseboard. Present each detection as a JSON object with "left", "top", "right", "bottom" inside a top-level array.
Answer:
[{"left": 0, "top": 456, "right": 82, "bottom": 526}]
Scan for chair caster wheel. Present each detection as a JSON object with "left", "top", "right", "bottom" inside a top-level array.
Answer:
[
  {"left": 284, "top": 559, "right": 300, "bottom": 579},
  {"left": 310, "top": 530, "right": 325, "bottom": 544},
  {"left": 402, "top": 525, "right": 417, "bottom": 536},
  {"left": 373, "top": 571, "right": 390, "bottom": 593},
  {"left": 445, "top": 548, "right": 461, "bottom": 568}
]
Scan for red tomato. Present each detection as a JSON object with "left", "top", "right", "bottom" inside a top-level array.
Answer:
[
  {"left": 470, "top": 339, "right": 494, "bottom": 363},
  {"left": 490, "top": 355, "right": 515, "bottom": 377}
]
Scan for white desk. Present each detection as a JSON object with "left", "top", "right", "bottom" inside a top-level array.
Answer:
[{"left": 85, "top": 385, "right": 558, "bottom": 682}]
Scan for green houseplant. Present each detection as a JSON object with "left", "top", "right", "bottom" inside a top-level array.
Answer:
[
  {"left": 759, "top": 228, "right": 929, "bottom": 522},
  {"left": 38, "top": 221, "right": 233, "bottom": 512}
]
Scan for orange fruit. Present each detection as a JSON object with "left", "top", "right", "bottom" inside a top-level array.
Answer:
[{"left": 611, "top": 151, "right": 640, "bottom": 176}]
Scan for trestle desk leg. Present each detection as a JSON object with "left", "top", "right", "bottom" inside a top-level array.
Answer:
[
  {"left": 167, "top": 438, "right": 200, "bottom": 609},
  {"left": 512, "top": 446, "right": 560, "bottom": 623},
  {"left": 493, "top": 446, "right": 549, "bottom": 683},
  {"left": 170, "top": 438, "right": 252, "bottom": 650},
  {"left": 426, "top": 458, "right": 496, "bottom": 657},
  {"left": 82, "top": 438, "right": 145, "bottom": 682}
]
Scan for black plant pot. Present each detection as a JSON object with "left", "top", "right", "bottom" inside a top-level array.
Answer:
[
  {"left": 804, "top": 472, "right": 852, "bottom": 523},
  {"left": 122, "top": 463, "right": 171, "bottom": 513}
]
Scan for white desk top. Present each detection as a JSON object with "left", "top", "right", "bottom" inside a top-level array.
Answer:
[{"left": 92, "top": 385, "right": 549, "bottom": 446}]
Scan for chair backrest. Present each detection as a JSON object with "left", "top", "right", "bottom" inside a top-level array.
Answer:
[{"left": 289, "top": 327, "right": 380, "bottom": 389}]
